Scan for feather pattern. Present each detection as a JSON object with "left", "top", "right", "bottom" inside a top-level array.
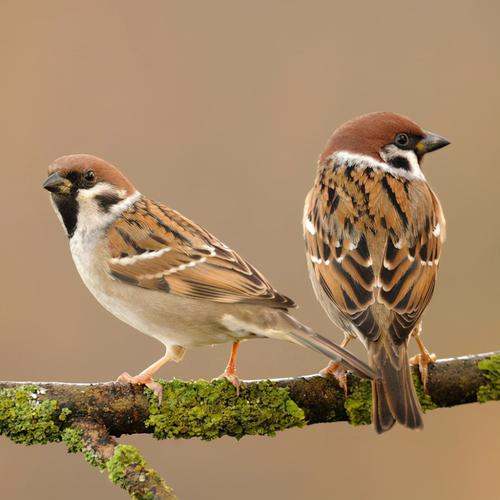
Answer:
[
  {"left": 304, "top": 157, "right": 445, "bottom": 346},
  {"left": 305, "top": 112, "right": 449, "bottom": 432},
  {"left": 107, "top": 197, "right": 296, "bottom": 309}
]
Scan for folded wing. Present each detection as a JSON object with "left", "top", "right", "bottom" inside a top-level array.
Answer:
[
  {"left": 107, "top": 198, "right": 295, "bottom": 310},
  {"left": 304, "top": 169, "right": 445, "bottom": 345}
]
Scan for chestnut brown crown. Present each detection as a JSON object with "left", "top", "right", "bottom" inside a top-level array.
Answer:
[
  {"left": 45, "top": 154, "right": 136, "bottom": 196},
  {"left": 319, "top": 112, "right": 447, "bottom": 164}
]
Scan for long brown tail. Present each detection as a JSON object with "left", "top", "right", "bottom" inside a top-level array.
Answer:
[
  {"left": 369, "top": 341, "right": 423, "bottom": 433},
  {"left": 282, "top": 313, "right": 377, "bottom": 380}
]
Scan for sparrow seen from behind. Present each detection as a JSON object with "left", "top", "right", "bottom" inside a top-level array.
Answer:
[
  {"left": 44, "top": 154, "right": 375, "bottom": 397},
  {"left": 303, "top": 112, "right": 449, "bottom": 433}
]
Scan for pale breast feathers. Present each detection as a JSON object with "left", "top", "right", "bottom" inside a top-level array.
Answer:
[{"left": 106, "top": 198, "right": 295, "bottom": 309}]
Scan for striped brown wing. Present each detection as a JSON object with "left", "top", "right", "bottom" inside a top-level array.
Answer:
[
  {"left": 304, "top": 166, "right": 445, "bottom": 344},
  {"left": 304, "top": 189, "right": 379, "bottom": 339},
  {"left": 379, "top": 190, "right": 445, "bottom": 343},
  {"left": 107, "top": 198, "right": 295, "bottom": 309}
]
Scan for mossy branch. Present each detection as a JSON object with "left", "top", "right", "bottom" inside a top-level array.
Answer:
[
  {"left": 62, "top": 420, "right": 177, "bottom": 499},
  {"left": 0, "top": 351, "right": 498, "bottom": 498}
]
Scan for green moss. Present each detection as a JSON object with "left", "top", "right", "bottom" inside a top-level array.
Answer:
[
  {"left": 62, "top": 427, "right": 84, "bottom": 453},
  {"left": 107, "top": 444, "right": 170, "bottom": 499},
  {"left": 83, "top": 448, "right": 107, "bottom": 470},
  {"left": 146, "top": 379, "right": 305, "bottom": 440},
  {"left": 345, "top": 372, "right": 438, "bottom": 426},
  {"left": 62, "top": 426, "right": 107, "bottom": 470},
  {"left": 58, "top": 407, "right": 72, "bottom": 422},
  {"left": 412, "top": 373, "right": 437, "bottom": 412},
  {"left": 0, "top": 385, "right": 70, "bottom": 445},
  {"left": 0, "top": 385, "right": 109, "bottom": 470},
  {"left": 477, "top": 354, "right": 500, "bottom": 403},
  {"left": 344, "top": 379, "right": 372, "bottom": 426},
  {"left": 107, "top": 445, "right": 146, "bottom": 486}
]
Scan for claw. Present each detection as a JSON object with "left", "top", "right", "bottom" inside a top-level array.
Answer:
[
  {"left": 116, "top": 372, "right": 164, "bottom": 403},
  {"left": 409, "top": 352, "right": 436, "bottom": 393},
  {"left": 116, "top": 371, "right": 133, "bottom": 383},
  {"left": 215, "top": 371, "right": 242, "bottom": 396},
  {"left": 320, "top": 361, "right": 349, "bottom": 396}
]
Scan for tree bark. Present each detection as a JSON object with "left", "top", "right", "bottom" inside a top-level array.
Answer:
[
  {"left": 0, "top": 351, "right": 497, "bottom": 499},
  {"left": 1, "top": 351, "right": 495, "bottom": 432}
]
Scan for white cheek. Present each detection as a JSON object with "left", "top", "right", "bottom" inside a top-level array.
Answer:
[
  {"left": 77, "top": 183, "right": 127, "bottom": 201},
  {"left": 74, "top": 183, "right": 140, "bottom": 237},
  {"left": 76, "top": 191, "right": 106, "bottom": 233},
  {"left": 331, "top": 150, "right": 426, "bottom": 181}
]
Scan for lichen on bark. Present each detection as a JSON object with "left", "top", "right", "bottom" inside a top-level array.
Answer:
[
  {"left": 107, "top": 444, "right": 175, "bottom": 499},
  {"left": 146, "top": 378, "right": 306, "bottom": 440},
  {"left": 0, "top": 385, "right": 70, "bottom": 445},
  {"left": 0, "top": 351, "right": 496, "bottom": 498},
  {"left": 62, "top": 426, "right": 108, "bottom": 469},
  {"left": 343, "top": 371, "right": 437, "bottom": 426},
  {"left": 61, "top": 427, "right": 84, "bottom": 453},
  {"left": 344, "top": 379, "right": 372, "bottom": 426},
  {"left": 477, "top": 354, "right": 500, "bottom": 403}
]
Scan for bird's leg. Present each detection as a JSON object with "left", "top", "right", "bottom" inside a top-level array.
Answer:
[
  {"left": 216, "top": 341, "right": 242, "bottom": 395},
  {"left": 409, "top": 323, "right": 436, "bottom": 393},
  {"left": 117, "top": 346, "right": 186, "bottom": 402},
  {"left": 319, "top": 335, "right": 351, "bottom": 395}
]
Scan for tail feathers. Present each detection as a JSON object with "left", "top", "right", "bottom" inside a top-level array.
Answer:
[
  {"left": 370, "top": 342, "right": 423, "bottom": 434},
  {"left": 373, "top": 378, "right": 396, "bottom": 433},
  {"left": 283, "top": 315, "right": 377, "bottom": 380}
]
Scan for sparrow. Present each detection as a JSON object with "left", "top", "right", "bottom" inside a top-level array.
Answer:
[
  {"left": 303, "top": 112, "right": 449, "bottom": 432},
  {"left": 43, "top": 154, "right": 375, "bottom": 397}
]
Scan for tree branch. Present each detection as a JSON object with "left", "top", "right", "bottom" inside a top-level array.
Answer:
[
  {"left": 67, "top": 419, "right": 177, "bottom": 499},
  {"left": 0, "top": 351, "right": 498, "bottom": 499}
]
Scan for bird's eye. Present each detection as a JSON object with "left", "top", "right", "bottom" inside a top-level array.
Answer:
[
  {"left": 394, "top": 133, "right": 410, "bottom": 148},
  {"left": 84, "top": 170, "right": 96, "bottom": 183}
]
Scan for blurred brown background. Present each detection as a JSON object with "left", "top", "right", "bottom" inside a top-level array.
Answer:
[{"left": 1, "top": 1, "right": 499, "bottom": 499}]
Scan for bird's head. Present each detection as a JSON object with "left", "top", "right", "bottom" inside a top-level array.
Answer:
[
  {"left": 320, "top": 112, "right": 450, "bottom": 178},
  {"left": 43, "top": 154, "right": 138, "bottom": 237}
]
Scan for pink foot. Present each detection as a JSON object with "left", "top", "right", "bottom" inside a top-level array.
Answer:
[
  {"left": 215, "top": 371, "right": 242, "bottom": 396},
  {"left": 320, "top": 361, "right": 348, "bottom": 395},
  {"left": 409, "top": 352, "right": 437, "bottom": 393},
  {"left": 116, "top": 372, "right": 164, "bottom": 402}
]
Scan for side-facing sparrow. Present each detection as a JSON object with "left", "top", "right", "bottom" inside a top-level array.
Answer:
[
  {"left": 43, "top": 154, "right": 375, "bottom": 396},
  {"left": 303, "top": 112, "right": 448, "bottom": 432}
]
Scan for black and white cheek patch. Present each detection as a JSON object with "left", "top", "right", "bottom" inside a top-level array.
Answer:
[
  {"left": 330, "top": 150, "right": 426, "bottom": 181},
  {"left": 76, "top": 183, "right": 129, "bottom": 214},
  {"left": 379, "top": 146, "right": 425, "bottom": 180},
  {"left": 95, "top": 193, "right": 124, "bottom": 212}
]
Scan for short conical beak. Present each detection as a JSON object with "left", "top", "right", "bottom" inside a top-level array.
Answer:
[
  {"left": 417, "top": 132, "right": 450, "bottom": 155},
  {"left": 42, "top": 172, "right": 72, "bottom": 195}
]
